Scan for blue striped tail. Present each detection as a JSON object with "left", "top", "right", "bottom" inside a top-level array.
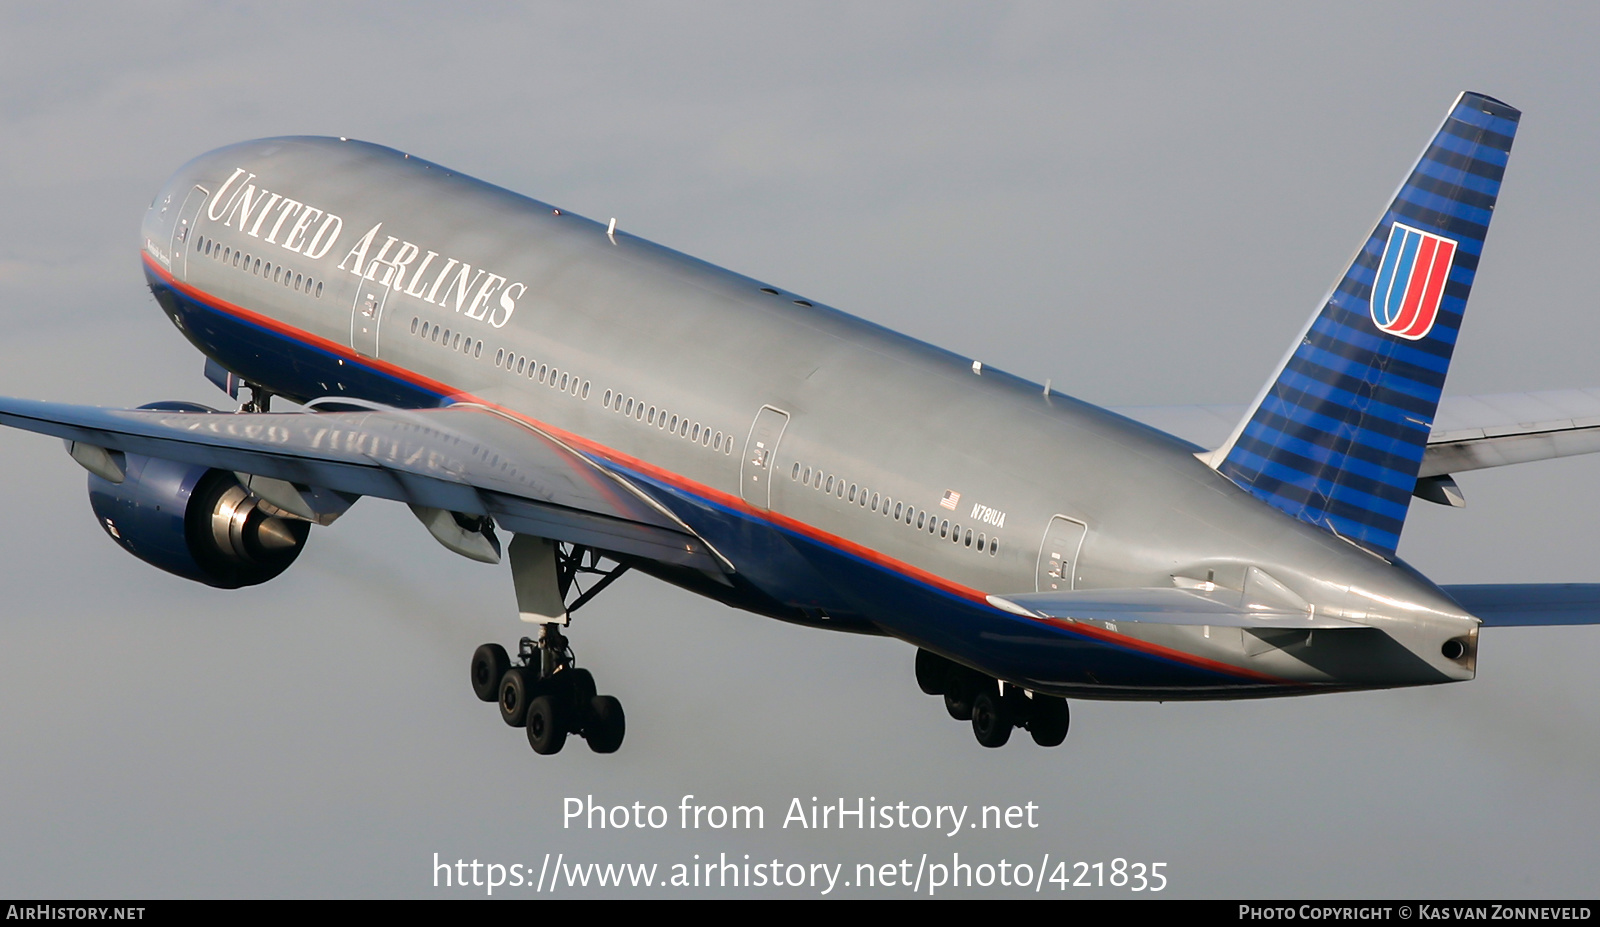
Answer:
[{"left": 1209, "top": 92, "right": 1520, "bottom": 557}]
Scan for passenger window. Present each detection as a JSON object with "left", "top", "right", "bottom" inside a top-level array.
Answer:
[
  {"left": 791, "top": 463, "right": 800, "bottom": 480},
  {"left": 411, "top": 317, "right": 419, "bottom": 334},
  {"left": 870, "top": 493, "right": 879, "bottom": 512},
  {"left": 849, "top": 484, "right": 857, "bottom": 502},
  {"left": 825, "top": 476, "right": 834, "bottom": 493}
]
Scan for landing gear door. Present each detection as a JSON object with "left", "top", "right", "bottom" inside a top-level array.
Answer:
[
  {"left": 740, "top": 406, "right": 790, "bottom": 510},
  {"left": 350, "top": 274, "right": 391, "bottom": 359},
  {"left": 1035, "top": 515, "right": 1088, "bottom": 592}
]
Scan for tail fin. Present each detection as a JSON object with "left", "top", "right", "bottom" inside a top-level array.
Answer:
[{"left": 1205, "top": 92, "right": 1520, "bottom": 557}]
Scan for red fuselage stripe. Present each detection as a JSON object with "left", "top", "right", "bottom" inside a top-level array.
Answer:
[{"left": 144, "top": 252, "right": 1293, "bottom": 686}]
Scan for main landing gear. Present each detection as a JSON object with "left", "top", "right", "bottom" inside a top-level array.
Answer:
[
  {"left": 471, "top": 628, "right": 625, "bottom": 755},
  {"left": 915, "top": 648, "right": 1070, "bottom": 749},
  {"left": 470, "top": 537, "right": 631, "bottom": 756}
]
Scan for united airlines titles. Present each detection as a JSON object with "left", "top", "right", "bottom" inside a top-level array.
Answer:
[
  {"left": 207, "top": 166, "right": 525, "bottom": 329},
  {"left": 336, "top": 221, "right": 524, "bottom": 329}
]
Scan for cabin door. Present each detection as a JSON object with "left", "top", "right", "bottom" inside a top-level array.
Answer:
[
  {"left": 349, "top": 272, "right": 392, "bottom": 358},
  {"left": 740, "top": 406, "right": 790, "bottom": 510},
  {"left": 1035, "top": 515, "right": 1088, "bottom": 592},
  {"left": 168, "top": 185, "right": 208, "bottom": 281}
]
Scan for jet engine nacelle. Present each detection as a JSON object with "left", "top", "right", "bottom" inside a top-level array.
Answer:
[{"left": 87, "top": 454, "right": 309, "bottom": 589}]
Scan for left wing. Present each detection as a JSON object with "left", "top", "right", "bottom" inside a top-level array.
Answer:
[{"left": 0, "top": 396, "right": 725, "bottom": 572}]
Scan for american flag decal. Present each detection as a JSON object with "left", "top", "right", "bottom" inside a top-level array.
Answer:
[{"left": 940, "top": 490, "right": 961, "bottom": 510}]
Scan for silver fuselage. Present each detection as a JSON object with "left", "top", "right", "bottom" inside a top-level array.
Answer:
[{"left": 139, "top": 137, "right": 1479, "bottom": 698}]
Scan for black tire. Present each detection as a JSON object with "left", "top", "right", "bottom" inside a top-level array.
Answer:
[
  {"left": 471, "top": 643, "right": 509, "bottom": 702},
  {"left": 1028, "top": 696, "right": 1070, "bottom": 747},
  {"left": 527, "top": 695, "right": 567, "bottom": 755},
  {"left": 559, "top": 668, "right": 598, "bottom": 718},
  {"left": 585, "top": 696, "right": 625, "bottom": 754},
  {"left": 971, "top": 690, "right": 1012, "bottom": 748},
  {"left": 499, "top": 667, "right": 537, "bottom": 728},
  {"left": 944, "top": 673, "right": 976, "bottom": 720},
  {"left": 915, "top": 649, "right": 950, "bottom": 696}
]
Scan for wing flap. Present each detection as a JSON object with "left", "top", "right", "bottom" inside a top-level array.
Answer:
[{"left": 0, "top": 396, "right": 723, "bottom": 571}]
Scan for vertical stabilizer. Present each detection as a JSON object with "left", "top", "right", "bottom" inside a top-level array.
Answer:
[{"left": 1206, "top": 92, "right": 1519, "bottom": 556}]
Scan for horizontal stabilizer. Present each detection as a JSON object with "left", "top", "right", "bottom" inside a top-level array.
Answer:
[
  {"left": 1118, "top": 386, "right": 1600, "bottom": 481},
  {"left": 1443, "top": 584, "right": 1600, "bottom": 626},
  {"left": 988, "top": 587, "right": 1369, "bottom": 629}
]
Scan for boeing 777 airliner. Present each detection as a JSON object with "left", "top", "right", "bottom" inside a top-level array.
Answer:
[{"left": 3, "top": 91, "right": 1597, "bottom": 754}]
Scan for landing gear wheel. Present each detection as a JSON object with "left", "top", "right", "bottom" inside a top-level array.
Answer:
[
  {"left": 471, "top": 643, "right": 509, "bottom": 702},
  {"left": 1027, "top": 696, "right": 1070, "bottom": 747},
  {"left": 916, "top": 649, "right": 951, "bottom": 696},
  {"left": 585, "top": 696, "right": 625, "bottom": 754},
  {"left": 527, "top": 695, "right": 567, "bottom": 755},
  {"left": 944, "top": 675, "right": 976, "bottom": 720},
  {"left": 971, "top": 691, "right": 1012, "bottom": 748},
  {"left": 560, "top": 667, "right": 597, "bottom": 710},
  {"left": 499, "top": 667, "right": 538, "bottom": 728}
]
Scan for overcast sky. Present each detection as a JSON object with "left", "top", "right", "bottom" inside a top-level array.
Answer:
[{"left": 0, "top": 2, "right": 1597, "bottom": 898}]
